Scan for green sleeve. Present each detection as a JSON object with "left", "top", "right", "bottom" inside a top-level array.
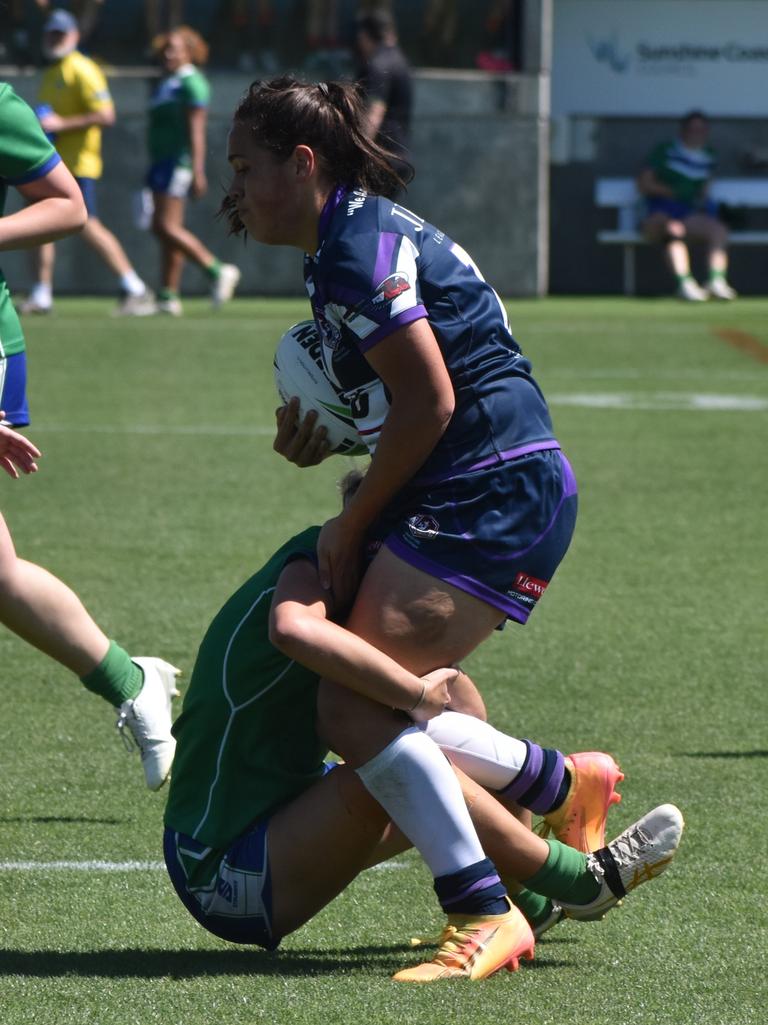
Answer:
[
  {"left": 182, "top": 71, "right": 210, "bottom": 107},
  {"left": 0, "top": 84, "right": 60, "bottom": 184},
  {"left": 647, "top": 141, "right": 669, "bottom": 173}
]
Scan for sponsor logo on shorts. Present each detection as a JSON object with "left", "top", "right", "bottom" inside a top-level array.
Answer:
[
  {"left": 407, "top": 514, "right": 440, "bottom": 540},
  {"left": 513, "top": 572, "right": 549, "bottom": 598}
]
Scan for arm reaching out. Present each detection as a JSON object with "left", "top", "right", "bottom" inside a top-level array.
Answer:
[{"left": 0, "top": 419, "right": 41, "bottom": 478}]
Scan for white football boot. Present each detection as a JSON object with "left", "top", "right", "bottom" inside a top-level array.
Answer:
[
  {"left": 559, "top": 803, "right": 684, "bottom": 922},
  {"left": 676, "top": 277, "right": 708, "bottom": 302},
  {"left": 211, "top": 263, "right": 241, "bottom": 308},
  {"left": 116, "top": 657, "right": 181, "bottom": 790},
  {"left": 707, "top": 276, "right": 738, "bottom": 301}
]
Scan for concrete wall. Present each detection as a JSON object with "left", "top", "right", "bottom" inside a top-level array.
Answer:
[
  {"left": 1, "top": 67, "right": 549, "bottom": 299},
  {"left": 550, "top": 115, "right": 768, "bottom": 295}
]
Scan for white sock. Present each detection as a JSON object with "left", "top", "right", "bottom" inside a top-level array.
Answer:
[
  {"left": 120, "top": 271, "right": 146, "bottom": 296},
  {"left": 424, "top": 711, "right": 528, "bottom": 791},
  {"left": 30, "top": 283, "right": 52, "bottom": 306},
  {"left": 356, "top": 726, "right": 485, "bottom": 878}
]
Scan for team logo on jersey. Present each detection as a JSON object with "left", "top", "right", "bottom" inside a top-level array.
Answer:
[
  {"left": 508, "top": 572, "right": 549, "bottom": 605},
  {"left": 313, "top": 308, "right": 342, "bottom": 350},
  {"left": 372, "top": 272, "right": 411, "bottom": 305},
  {"left": 407, "top": 514, "right": 440, "bottom": 540}
]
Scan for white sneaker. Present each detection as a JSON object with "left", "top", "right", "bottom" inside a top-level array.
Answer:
[
  {"left": 559, "top": 803, "right": 684, "bottom": 922},
  {"left": 18, "top": 296, "right": 52, "bottom": 315},
  {"left": 707, "top": 276, "right": 737, "bottom": 301},
  {"left": 157, "top": 296, "right": 183, "bottom": 316},
  {"left": 114, "top": 290, "right": 157, "bottom": 317},
  {"left": 211, "top": 263, "right": 241, "bottom": 308},
  {"left": 676, "top": 277, "right": 708, "bottom": 302},
  {"left": 115, "top": 657, "right": 181, "bottom": 790}
]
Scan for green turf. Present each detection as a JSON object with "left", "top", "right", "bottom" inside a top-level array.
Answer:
[{"left": 0, "top": 297, "right": 766, "bottom": 1024}]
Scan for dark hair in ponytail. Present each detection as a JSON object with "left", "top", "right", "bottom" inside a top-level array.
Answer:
[{"left": 232, "top": 75, "right": 411, "bottom": 198}]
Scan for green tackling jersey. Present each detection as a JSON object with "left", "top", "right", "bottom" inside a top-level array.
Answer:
[
  {"left": 0, "top": 84, "right": 61, "bottom": 356},
  {"left": 147, "top": 64, "right": 210, "bottom": 166},
  {"left": 164, "top": 527, "right": 329, "bottom": 855}
]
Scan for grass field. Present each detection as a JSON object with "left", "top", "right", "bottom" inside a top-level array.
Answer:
[{"left": 0, "top": 297, "right": 766, "bottom": 1025}]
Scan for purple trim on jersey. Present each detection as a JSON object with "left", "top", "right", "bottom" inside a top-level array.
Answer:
[
  {"left": 4, "top": 151, "right": 61, "bottom": 186},
  {"left": 373, "top": 231, "right": 399, "bottom": 289},
  {"left": 317, "top": 186, "right": 348, "bottom": 246},
  {"left": 357, "top": 305, "right": 428, "bottom": 353},
  {"left": 502, "top": 742, "right": 543, "bottom": 802},
  {"left": 413, "top": 440, "right": 561, "bottom": 487},
  {"left": 440, "top": 873, "right": 502, "bottom": 907},
  {"left": 385, "top": 534, "right": 531, "bottom": 624}
]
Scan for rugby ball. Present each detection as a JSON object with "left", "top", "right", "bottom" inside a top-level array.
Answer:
[{"left": 273, "top": 321, "right": 367, "bottom": 456}]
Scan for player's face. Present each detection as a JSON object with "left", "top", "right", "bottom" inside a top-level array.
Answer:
[
  {"left": 161, "top": 33, "right": 188, "bottom": 71},
  {"left": 227, "top": 124, "right": 303, "bottom": 247}
]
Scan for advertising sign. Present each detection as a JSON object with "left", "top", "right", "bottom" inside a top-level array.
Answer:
[{"left": 553, "top": 1, "right": 768, "bottom": 115}]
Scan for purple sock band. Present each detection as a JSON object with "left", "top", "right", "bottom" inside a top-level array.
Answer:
[
  {"left": 500, "top": 743, "right": 566, "bottom": 815},
  {"left": 440, "top": 873, "right": 502, "bottom": 908},
  {"left": 529, "top": 750, "right": 566, "bottom": 815},
  {"left": 501, "top": 741, "right": 542, "bottom": 803}
]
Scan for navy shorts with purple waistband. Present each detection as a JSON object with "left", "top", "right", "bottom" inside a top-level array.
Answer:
[{"left": 367, "top": 445, "right": 578, "bottom": 624}]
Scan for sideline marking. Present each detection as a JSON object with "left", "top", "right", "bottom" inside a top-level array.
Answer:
[
  {"left": 713, "top": 327, "right": 768, "bottom": 364},
  {"left": 547, "top": 392, "right": 768, "bottom": 411},
  {"left": 0, "top": 859, "right": 406, "bottom": 872}
]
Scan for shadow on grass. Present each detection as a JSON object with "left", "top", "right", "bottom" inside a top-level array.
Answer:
[
  {"left": 0, "top": 816, "right": 124, "bottom": 825},
  {"left": 675, "top": 750, "right": 768, "bottom": 759},
  {"left": 0, "top": 943, "right": 579, "bottom": 978}
]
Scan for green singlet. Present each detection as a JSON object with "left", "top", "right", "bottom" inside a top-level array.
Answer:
[
  {"left": 164, "top": 527, "right": 329, "bottom": 853},
  {"left": 146, "top": 64, "right": 210, "bottom": 167},
  {"left": 0, "top": 84, "right": 61, "bottom": 356}
]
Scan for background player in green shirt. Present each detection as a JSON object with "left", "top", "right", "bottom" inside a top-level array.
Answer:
[
  {"left": 164, "top": 470, "right": 683, "bottom": 982},
  {"left": 146, "top": 26, "right": 240, "bottom": 316},
  {"left": 637, "top": 110, "right": 737, "bottom": 302},
  {"left": 0, "top": 83, "right": 178, "bottom": 790}
]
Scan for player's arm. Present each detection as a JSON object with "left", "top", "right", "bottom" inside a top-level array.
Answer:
[
  {"left": 269, "top": 556, "right": 454, "bottom": 719},
  {"left": 187, "top": 105, "right": 208, "bottom": 198},
  {"left": 316, "top": 317, "right": 454, "bottom": 600},
  {"left": 636, "top": 166, "right": 674, "bottom": 198},
  {"left": 365, "top": 98, "right": 387, "bottom": 138},
  {"left": 0, "top": 161, "right": 87, "bottom": 249},
  {"left": 39, "top": 104, "right": 115, "bottom": 134}
]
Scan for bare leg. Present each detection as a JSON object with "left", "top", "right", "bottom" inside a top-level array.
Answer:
[
  {"left": 80, "top": 217, "right": 137, "bottom": 278},
  {"left": 36, "top": 242, "right": 55, "bottom": 287},
  {"left": 0, "top": 510, "right": 109, "bottom": 676},
  {"left": 151, "top": 193, "right": 216, "bottom": 275},
  {"left": 268, "top": 760, "right": 549, "bottom": 940}
]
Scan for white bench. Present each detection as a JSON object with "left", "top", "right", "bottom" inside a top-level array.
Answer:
[{"left": 595, "top": 176, "right": 768, "bottom": 294}]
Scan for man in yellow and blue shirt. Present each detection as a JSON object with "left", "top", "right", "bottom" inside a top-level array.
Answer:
[{"left": 22, "top": 9, "right": 154, "bottom": 316}]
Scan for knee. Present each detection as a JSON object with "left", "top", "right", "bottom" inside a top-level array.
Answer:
[{"left": 151, "top": 215, "right": 175, "bottom": 242}]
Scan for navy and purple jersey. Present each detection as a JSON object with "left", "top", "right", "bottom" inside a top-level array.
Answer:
[{"left": 303, "top": 188, "right": 558, "bottom": 485}]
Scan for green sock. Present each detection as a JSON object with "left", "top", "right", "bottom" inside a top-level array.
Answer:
[
  {"left": 158, "top": 288, "right": 178, "bottom": 302},
  {"left": 676, "top": 272, "right": 694, "bottom": 285},
  {"left": 205, "top": 258, "right": 222, "bottom": 280},
  {"left": 511, "top": 888, "right": 555, "bottom": 930},
  {"left": 523, "top": 839, "right": 601, "bottom": 905},
  {"left": 708, "top": 269, "right": 725, "bottom": 282},
  {"left": 80, "top": 641, "right": 143, "bottom": 707}
]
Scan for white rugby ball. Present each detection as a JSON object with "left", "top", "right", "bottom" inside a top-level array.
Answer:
[{"left": 273, "top": 321, "right": 367, "bottom": 456}]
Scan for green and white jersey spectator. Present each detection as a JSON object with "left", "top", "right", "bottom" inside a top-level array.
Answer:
[{"left": 147, "top": 63, "right": 210, "bottom": 168}]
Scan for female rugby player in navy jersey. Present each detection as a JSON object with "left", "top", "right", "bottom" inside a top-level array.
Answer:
[{"left": 223, "top": 76, "right": 582, "bottom": 980}]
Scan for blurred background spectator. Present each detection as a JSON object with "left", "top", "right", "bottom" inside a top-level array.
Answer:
[
  {"left": 355, "top": 8, "right": 412, "bottom": 185},
  {"left": 637, "top": 110, "right": 738, "bottom": 302}
]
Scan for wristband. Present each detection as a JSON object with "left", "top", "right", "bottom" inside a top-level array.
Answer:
[{"left": 408, "top": 681, "right": 427, "bottom": 713}]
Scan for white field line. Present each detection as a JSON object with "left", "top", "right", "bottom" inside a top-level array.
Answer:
[
  {"left": 547, "top": 392, "right": 768, "bottom": 411},
  {"left": 0, "top": 859, "right": 406, "bottom": 872}
]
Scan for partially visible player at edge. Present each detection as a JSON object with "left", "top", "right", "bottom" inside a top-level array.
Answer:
[
  {"left": 0, "top": 82, "right": 177, "bottom": 788},
  {"left": 163, "top": 469, "right": 684, "bottom": 981},
  {"left": 225, "top": 77, "right": 596, "bottom": 980},
  {"left": 21, "top": 8, "right": 154, "bottom": 316}
]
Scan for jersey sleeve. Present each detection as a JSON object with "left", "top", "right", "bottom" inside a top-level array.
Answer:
[
  {"left": 78, "top": 60, "right": 113, "bottom": 111},
  {"left": 182, "top": 72, "right": 210, "bottom": 108},
  {"left": 320, "top": 230, "right": 428, "bottom": 354},
  {"left": 0, "top": 85, "right": 61, "bottom": 185},
  {"left": 647, "top": 141, "right": 669, "bottom": 174},
  {"left": 363, "top": 53, "right": 390, "bottom": 104}
]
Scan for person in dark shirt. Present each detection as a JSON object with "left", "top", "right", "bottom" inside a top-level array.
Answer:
[{"left": 355, "top": 10, "right": 412, "bottom": 182}]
